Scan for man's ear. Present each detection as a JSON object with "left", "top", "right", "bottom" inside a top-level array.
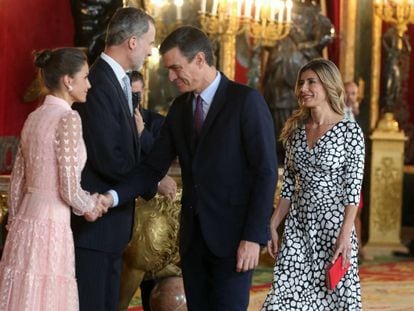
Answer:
[
  {"left": 195, "top": 52, "right": 205, "bottom": 67},
  {"left": 127, "top": 36, "right": 137, "bottom": 50}
]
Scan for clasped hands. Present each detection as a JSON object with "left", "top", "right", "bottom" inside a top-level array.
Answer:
[
  {"left": 83, "top": 175, "right": 177, "bottom": 222},
  {"left": 84, "top": 193, "right": 113, "bottom": 222}
]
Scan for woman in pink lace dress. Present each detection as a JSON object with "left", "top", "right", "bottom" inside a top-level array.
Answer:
[{"left": 0, "top": 48, "right": 107, "bottom": 310}]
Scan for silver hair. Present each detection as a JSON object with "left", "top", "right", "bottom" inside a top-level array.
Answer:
[{"left": 106, "top": 7, "right": 154, "bottom": 46}]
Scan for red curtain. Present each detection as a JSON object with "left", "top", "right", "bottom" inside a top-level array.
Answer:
[
  {"left": 235, "top": 59, "right": 249, "bottom": 85},
  {"left": 0, "top": 0, "right": 75, "bottom": 136}
]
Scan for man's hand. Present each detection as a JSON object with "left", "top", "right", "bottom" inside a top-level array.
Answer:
[
  {"left": 84, "top": 193, "right": 113, "bottom": 222},
  {"left": 134, "top": 107, "right": 145, "bottom": 135},
  {"left": 236, "top": 240, "right": 260, "bottom": 272},
  {"left": 98, "top": 193, "right": 113, "bottom": 211},
  {"left": 157, "top": 175, "right": 177, "bottom": 201}
]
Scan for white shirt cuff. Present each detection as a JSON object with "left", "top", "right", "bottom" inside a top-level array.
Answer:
[{"left": 107, "top": 190, "right": 119, "bottom": 207}]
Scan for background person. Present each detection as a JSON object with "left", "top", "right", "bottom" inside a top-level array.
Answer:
[
  {"left": 344, "top": 81, "right": 359, "bottom": 122},
  {"left": 262, "top": 59, "right": 365, "bottom": 310},
  {"left": 0, "top": 48, "right": 107, "bottom": 311},
  {"left": 130, "top": 70, "right": 165, "bottom": 158}
]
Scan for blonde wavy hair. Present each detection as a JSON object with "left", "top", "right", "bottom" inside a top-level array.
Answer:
[{"left": 280, "top": 58, "right": 345, "bottom": 146}]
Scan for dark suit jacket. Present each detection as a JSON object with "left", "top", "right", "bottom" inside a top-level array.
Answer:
[
  {"left": 72, "top": 58, "right": 147, "bottom": 254},
  {"left": 139, "top": 108, "right": 165, "bottom": 158},
  {"left": 115, "top": 74, "right": 278, "bottom": 257}
]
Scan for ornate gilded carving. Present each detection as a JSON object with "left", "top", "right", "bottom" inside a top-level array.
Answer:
[
  {"left": 0, "top": 176, "right": 9, "bottom": 225},
  {"left": 119, "top": 191, "right": 182, "bottom": 310},
  {"left": 0, "top": 176, "right": 10, "bottom": 246},
  {"left": 0, "top": 193, "right": 7, "bottom": 227},
  {"left": 366, "top": 126, "right": 408, "bottom": 256},
  {"left": 371, "top": 157, "right": 401, "bottom": 233},
  {"left": 377, "top": 112, "right": 400, "bottom": 132},
  {"left": 126, "top": 194, "right": 180, "bottom": 274}
]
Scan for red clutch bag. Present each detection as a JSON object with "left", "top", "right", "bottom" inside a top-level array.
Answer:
[{"left": 325, "top": 254, "right": 350, "bottom": 290}]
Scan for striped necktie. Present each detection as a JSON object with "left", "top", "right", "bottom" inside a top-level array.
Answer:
[{"left": 122, "top": 75, "right": 133, "bottom": 115}]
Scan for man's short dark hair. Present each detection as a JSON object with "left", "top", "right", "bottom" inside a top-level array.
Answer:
[
  {"left": 130, "top": 70, "right": 144, "bottom": 86},
  {"left": 159, "top": 26, "right": 215, "bottom": 66}
]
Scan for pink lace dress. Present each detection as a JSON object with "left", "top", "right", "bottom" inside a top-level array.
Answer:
[{"left": 0, "top": 95, "right": 97, "bottom": 311}]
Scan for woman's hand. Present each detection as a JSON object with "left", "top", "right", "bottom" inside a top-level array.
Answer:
[
  {"left": 331, "top": 231, "right": 352, "bottom": 268},
  {"left": 267, "top": 225, "right": 279, "bottom": 259},
  {"left": 331, "top": 205, "right": 358, "bottom": 268}
]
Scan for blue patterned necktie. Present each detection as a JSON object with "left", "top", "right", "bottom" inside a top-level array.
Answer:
[
  {"left": 122, "top": 75, "right": 133, "bottom": 115},
  {"left": 194, "top": 95, "right": 204, "bottom": 135}
]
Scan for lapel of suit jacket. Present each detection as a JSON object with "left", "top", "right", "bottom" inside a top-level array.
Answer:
[
  {"left": 98, "top": 58, "right": 140, "bottom": 160},
  {"left": 197, "top": 73, "right": 229, "bottom": 144}
]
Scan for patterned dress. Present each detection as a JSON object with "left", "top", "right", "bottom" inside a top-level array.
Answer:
[
  {"left": 0, "top": 95, "right": 96, "bottom": 311},
  {"left": 262, "top": 119, "right": 365, "bottom": 310}
]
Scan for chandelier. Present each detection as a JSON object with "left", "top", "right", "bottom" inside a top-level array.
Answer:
[{"left": 199, "top": 0, "right": 293, "bottom": 79}]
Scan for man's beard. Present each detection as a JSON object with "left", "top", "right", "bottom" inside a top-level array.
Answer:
[{"left": 133, "top": 60, "right": 144, "bottom": 71}]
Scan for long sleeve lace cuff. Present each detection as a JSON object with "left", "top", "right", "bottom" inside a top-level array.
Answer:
[{"left": 55, "top": 111, "right": 96, "bottom": 215}]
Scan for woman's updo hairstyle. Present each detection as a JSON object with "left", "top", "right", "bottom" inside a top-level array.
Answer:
[{"left": 33, "top": 47, "right": 87, "bottom": 91}]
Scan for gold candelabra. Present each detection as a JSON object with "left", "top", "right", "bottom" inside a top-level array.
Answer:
[
  {"left": 199, "top": 0, "right": 293, "bottom": 79},
  {"left": 374, "top": 0, "right": 414, "bottom": 50}
]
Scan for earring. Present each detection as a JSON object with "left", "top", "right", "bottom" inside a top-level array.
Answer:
[{"left": 67, "top": 85, "right": 73, "bottom": 92}]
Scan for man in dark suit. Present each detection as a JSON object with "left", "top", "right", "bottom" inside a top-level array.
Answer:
[
  {"left": 105, "top": 26, "right": 278, "bottom": 310},
  {"left": 71, "top": 8, "right": 175, "bottom": 311}
]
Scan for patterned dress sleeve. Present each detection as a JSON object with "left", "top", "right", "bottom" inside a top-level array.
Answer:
[
  {"left": 344, "top": 122, "right": 365, "bottom": 206},
  {"left": 7, "top": 146, "right": 25, "bottom": 226},
  {"left": 55, "top": 110, "right": 96, "bottom": 215},
  {"left": 280, "top": 138, "right": 295, "bottom": 200}
]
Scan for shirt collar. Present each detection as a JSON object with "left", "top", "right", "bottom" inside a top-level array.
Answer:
[
  {"left": 100, "top": 52, "right": 128, "bottom": 85},
  {"left": 195, "top": 71, "right": 221, "bottom": 105}
]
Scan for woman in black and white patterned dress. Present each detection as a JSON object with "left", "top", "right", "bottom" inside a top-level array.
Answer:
[{"left": 262, "top": 59, "right": 364, "bottom": 310}]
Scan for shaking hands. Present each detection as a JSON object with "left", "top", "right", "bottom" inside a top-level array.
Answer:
[
  {"left": 84, "top": 193, "right": 113, "bottom": 222},
  {"left": 83, "top": 175, "right": 176, "bottom": 223}
]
